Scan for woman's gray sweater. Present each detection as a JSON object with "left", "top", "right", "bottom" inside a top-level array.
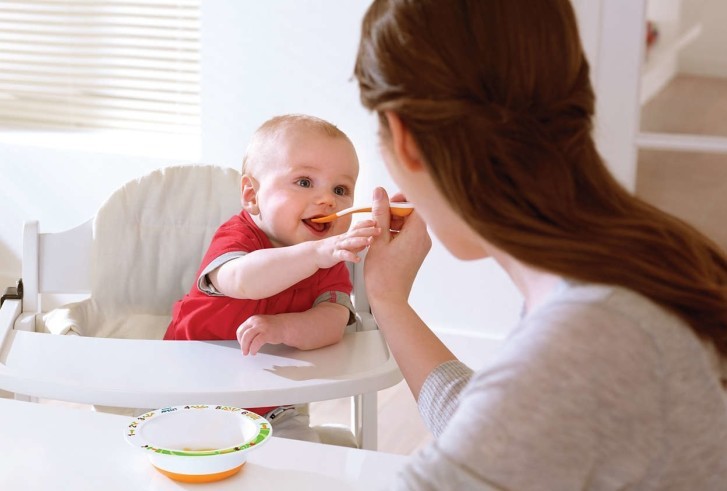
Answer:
[{"left": 396, "top": 281, "right": 727, "bottom": 490}]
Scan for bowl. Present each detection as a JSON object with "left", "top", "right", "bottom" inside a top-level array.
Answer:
[{"left": 125, "top": 405, "right": 272, "bottom": 483}]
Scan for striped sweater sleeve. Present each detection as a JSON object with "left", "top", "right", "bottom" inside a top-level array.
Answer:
[{"left": 417, "top": 360, "right": 473, "bottom": 437}]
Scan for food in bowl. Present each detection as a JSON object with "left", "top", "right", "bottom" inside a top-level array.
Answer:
[{"left": 125, "top": 405, "right": 272, "bottom": 483}]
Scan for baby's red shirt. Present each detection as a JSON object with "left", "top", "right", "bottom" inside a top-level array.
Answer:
[{"left": 164, "top": 211, "right": 354, "bottom": 341}]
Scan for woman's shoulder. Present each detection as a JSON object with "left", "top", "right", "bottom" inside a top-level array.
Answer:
[
  {"left": 525, "top": 280, "right": 681, "bottom": 346},
  {"left": 513, "top": 280, "right": 718, "bottom": 385},
  {"left": 496, "top": 282, "right": 668, "bottom": 382}
]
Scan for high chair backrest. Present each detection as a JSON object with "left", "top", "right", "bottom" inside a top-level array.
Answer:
[
  {"left": 91, "top": 165, "right": 241, "bottom": 318},
  {"left": 20, "top": 165, "right": 241, "bottom": 337}
]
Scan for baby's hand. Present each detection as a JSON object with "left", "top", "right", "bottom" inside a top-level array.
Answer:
[
  {"left": 236, "top": 314, "right": 286, "bottom": 356},
  {"left": 314, "top": 219, "right": 380, "bottom": 269}
]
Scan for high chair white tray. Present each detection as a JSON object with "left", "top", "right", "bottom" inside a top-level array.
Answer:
[{"left": 0, "top": 321, "right": 400, "bottom": 410}]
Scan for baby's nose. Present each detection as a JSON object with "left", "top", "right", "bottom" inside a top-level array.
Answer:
[{"left": 315, "top": 190, "right": 337, "bottom": 205}]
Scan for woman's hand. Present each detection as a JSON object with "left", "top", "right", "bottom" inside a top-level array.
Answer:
[
  {"left": 364, "top": 187, "right": 454, "bottom": 402},
  {"left": 365, "top": 187, "right": 431, "bottom": 308}
]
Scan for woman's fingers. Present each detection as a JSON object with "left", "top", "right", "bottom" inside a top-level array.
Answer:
[
  {"left": 389, "top": 215, "right": 406, "bottom": 233},
  {"left": 371, "top": 187, "right": 392, "bottom": 242},
  {"left": 389, "top": 192, "right": 407, "bottom": 203}
]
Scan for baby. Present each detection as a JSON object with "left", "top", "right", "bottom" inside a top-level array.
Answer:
[{"left": 164, "top": 114, "right": 378, "bottom": 441}]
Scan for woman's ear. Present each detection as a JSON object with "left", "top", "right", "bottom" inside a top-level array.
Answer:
[
  {"left": 241, "top": 175, "right": 259, "bottom": 215},
  {"left": 384, "top": 111, "right": 424, "bottom": 172}
]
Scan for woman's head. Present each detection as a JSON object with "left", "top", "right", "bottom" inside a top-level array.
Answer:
[
  {"left": 355, "top": 0, "right": 727, "bottom": 360},
  {"left": 355, "top": 0, "right": 605, "bottom": 247}
]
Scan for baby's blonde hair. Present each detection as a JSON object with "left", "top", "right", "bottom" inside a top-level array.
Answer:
[{"left": 242, "top": 114, "right": 351, "bottom": 176}]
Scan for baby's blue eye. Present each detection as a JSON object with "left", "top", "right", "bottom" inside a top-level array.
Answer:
[
  {"left": 297, "top": 178, "right": 312, "bottom": 188},
  {"left": 334, "top": 186, "right": 348, "bottom": 196}
]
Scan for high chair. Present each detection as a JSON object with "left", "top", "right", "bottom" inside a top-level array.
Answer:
[{"left": 0, "top": 164, "right": 401, "bottom": 450}]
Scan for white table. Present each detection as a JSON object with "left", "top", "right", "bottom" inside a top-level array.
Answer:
[{"left": 0, "top": 398, "right": 408, "bottom": 490}]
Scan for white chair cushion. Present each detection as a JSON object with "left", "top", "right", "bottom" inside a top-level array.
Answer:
[
  {"left": 42, "top": 299, "right": 171, "bottom": 339},
  {"left": 45, "top": 165, "right": 242, "bottom": 339}
]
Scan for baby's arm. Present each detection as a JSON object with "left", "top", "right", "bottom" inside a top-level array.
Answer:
[
  {"left": 237, "top": 302, "right": 349, "bottom": 355},
  {"left": 210, "top": 220, "right": 379, "bottom": 299}
]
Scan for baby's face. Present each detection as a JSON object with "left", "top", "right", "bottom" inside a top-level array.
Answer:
[{"left": 249, "top": 128, "right": 359, "bottom": 247}]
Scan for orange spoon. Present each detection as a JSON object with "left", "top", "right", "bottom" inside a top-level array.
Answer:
[{"left": 311, "top": 202, "right": 414, "bottom": 223}]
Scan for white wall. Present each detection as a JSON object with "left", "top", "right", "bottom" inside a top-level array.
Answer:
[
  {"left": 680, "top": 0, "right": 727, "bottom": 78},
  {"left": 0, "top": 146, "right": 183, "bottom": 285},
  {"left": 0, "top": 1, "right": 522, "bottom": 338},
  {"left": 588, "top": 0, "right": 646, "bottom": 191}
]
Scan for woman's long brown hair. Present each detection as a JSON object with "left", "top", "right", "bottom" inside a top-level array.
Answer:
[{"left": 354, "top": 0, "right": 727, "bottom": 357}]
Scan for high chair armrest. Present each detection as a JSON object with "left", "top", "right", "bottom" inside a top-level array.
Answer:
[
  {"left": 0, "top": 298, "right": 22, "bottom": 352},
  {"left": 0, "top": 279, "right": 23, "bottom": 309},
  {"left": 0, "top": 280, "right": 23, "bottom": 350}
]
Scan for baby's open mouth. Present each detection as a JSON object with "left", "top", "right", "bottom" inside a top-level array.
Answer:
[{"left": 303, "top": 217, "right": 331, "bottom": 234}]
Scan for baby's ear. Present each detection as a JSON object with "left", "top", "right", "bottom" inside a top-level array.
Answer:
[{"left": 241, "top": 175, "right": 259, "bottom": 215}]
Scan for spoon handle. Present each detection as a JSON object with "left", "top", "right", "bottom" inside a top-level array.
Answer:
[
  {"left": 310, "top": 203, "right": 413, "bottom": 223},
  {"left": 310, "top": 206, "right": 370, "bottom": 223}
]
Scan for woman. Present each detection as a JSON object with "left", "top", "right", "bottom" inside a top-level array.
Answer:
[{"left": 355, "top": 0, "right": 727, "bottom": 489}]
